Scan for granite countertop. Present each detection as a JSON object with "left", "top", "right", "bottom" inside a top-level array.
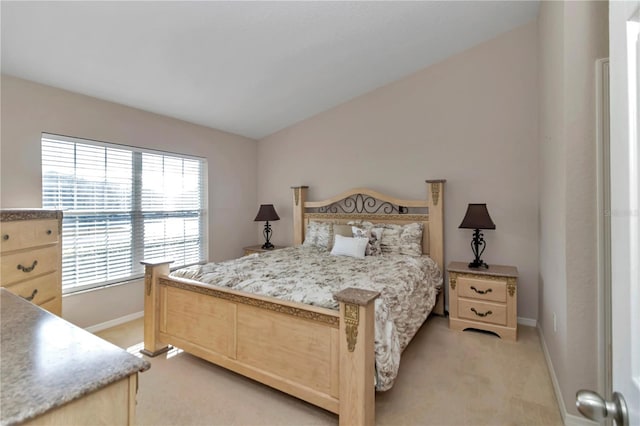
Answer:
[
  {"left": 0, "top": 289, "right": 150, "bottom": 426},
  {"left": 0, "top": 209, "right": 62, "bottom": 222}
]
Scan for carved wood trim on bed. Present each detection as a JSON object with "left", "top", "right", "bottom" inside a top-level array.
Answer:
[
  {"left": 142, "top": 181, "right": 445, "bottom": 426},
  {"left": 159, "top": 276, "right": 340, "bottom": 327}
]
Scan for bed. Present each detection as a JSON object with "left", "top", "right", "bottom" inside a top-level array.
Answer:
[{"left": 141, "top": 180, "right": 445, "bottom": 426}]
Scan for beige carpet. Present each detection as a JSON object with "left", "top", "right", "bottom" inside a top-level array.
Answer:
[{"left": 97, "top": 316, "right": 562, "bottom": 426}]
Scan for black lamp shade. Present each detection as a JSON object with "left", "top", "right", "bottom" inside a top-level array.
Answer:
[
  {"left": 459, "top": 204, "right": 496, "bottom": 230},
  {"left": 254, "top": 204, "right": 280, "bottom": 222}
]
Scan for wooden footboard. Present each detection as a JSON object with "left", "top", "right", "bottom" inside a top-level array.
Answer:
[{"left": 141, "top": 261, "right": 379, "bottom": 426}]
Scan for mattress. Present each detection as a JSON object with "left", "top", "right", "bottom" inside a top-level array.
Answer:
[{"left": 171, "top": 245, "right": 442, "bottom": 390}]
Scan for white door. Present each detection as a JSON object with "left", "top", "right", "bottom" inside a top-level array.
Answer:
[
  {"left": 577, "top": 1, "right": 639, "bottom": 425},
  {"left": 610, "top": 0, "right": 639, "bottom": 423}
]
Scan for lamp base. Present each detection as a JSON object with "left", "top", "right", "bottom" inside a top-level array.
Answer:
[
  {"left": 468, "top": 260, "right": 489, "bottom": 269},
  {"left": 261, "top": 221, "right": 274, "bottom": 250},
  {"left": 468, "top": 229, "right": 489, "bottom": 269}
]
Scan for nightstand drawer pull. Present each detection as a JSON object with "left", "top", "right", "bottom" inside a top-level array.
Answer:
[
  {"left": 470, "top": 307, "right": 493, "bottom": 317},
  {"left": 2, "top": 234, "right": 8, "bottom": 241},
  {"left": 470, "top": 286, "right": 492, "bottom": 295},
  {"left": 22, "top": 289, "right": 38, "bottom": 302},
  {"left": 17, "top": 260, "right": 38, "bottom": 273}
]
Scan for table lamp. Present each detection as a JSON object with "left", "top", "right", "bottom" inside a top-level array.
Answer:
[
  {"left": 254, "top": 204, "right": 280, "bottom": 249},
  {"left": 459, "top": 203, "right": 495, "bottom": 269}
]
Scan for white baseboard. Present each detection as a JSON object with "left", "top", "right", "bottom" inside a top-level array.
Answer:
[
  {"left": 537, "top": 326, "right": 598, "bottom": 426},
  {"left": 84, "top": 311, "right": 144, "bottom": 334},
  {"left": 517, "top": 316, "right": 537, "bottom": 327},
  {"left": 564, "top": 414, "right": 600, "bottom": 426}
]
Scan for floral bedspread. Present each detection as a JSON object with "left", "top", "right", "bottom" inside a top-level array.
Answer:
[{"left": 170, "top": 245, "right": 442, "bottom": 390}]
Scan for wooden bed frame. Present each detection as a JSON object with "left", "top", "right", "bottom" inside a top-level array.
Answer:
[{"left": 141, "top": 180, "right": 445, "bottom": 426}]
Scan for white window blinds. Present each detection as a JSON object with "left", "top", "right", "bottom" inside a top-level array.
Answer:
[{"left": 42, "top": 134, "right": 207, "bottom": 294}]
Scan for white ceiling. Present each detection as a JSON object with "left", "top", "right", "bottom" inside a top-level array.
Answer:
[{"left": 1, "top": 1, "right": 539, "bottom": 139}]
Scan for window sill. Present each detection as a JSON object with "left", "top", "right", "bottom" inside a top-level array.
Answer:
[{"left": 62, "top": 278, "right": 144, "bottom": 297}]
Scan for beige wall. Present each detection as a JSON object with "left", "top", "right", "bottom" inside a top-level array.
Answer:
[
  {"left": 0, "top": 75, "right": 258, "bottom": 327},
  {"left": 258, "top": 23, "right": 540, "bottom": 320},
  {"left": 538, "top": 0, "right": 608, "bottom": 418},
  {"left": 538, "top": 0, "right": 569, "bottom": 408}
]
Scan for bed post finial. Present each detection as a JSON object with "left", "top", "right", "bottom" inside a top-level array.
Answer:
[
  {"left": 426, "top": 179, "right": 446, "bottom": 208},
  {"left": 291, "top": 186, "right": 309, "bottom": 245}
]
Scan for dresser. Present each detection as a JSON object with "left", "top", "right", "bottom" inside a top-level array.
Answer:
[
  {"left": 0, "top": 210, "right": 63, "bottom": 316},
  {"left": 447, "top": 261, "right": 518, "bottom": 341},
  {"left": 1, "top": 289, "right": 149, "bottom": 426}
]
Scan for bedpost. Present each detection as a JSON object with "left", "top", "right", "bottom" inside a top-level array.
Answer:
[
  {"left": 334, "top": 288, "right": 380, "bottom": 426},
  {"left": 291, "top": 186, "right": 309, "bottom": 245},
  {"left": 140, "top": 260, "right": 172, "bottom": 357},
  {"left": 426, "top": 179, "right": 446, "bottom": 316}
]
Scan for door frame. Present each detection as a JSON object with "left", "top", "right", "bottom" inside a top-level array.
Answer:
[{"left": 595, "top": 56, "right": 612, "bottom": 421}]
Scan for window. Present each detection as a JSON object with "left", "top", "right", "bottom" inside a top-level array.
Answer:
[{"left": 42, "top": 133, "right": 207, "bottom": 294}]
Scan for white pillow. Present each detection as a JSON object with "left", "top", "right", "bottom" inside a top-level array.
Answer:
[
  {"left": 330, "top": 224, "right": 354, "bottom": 250},
  {"left": 330, "top": 235, "right": 368, "bottom": 259}
]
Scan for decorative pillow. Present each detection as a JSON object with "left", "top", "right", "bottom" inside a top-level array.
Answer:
[
  {"left": 330, "top": 235, "right": 368, "bottom": 259},
  {"left": 347, "top": 220, "right": 375, "bottom": 229},
  {"left": 303, "top": 221, "right": 333, "bottom": 250},
  {"left": 379, "top": 222, "right": 423, "bottom": 256},
  {"left": 352, "top": 226, "right": 383, "bottom": 256},
  {"left": 330, "top": 224, "right": 353, "bottom": 250}
]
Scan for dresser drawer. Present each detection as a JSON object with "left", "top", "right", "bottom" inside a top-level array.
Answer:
[
  {"left": 3, "top": 273, "right": 60, "bottom": 306},
  {"left": 458, "top": 276, "right": 507, "bottom": 303},
  {"left": 1, "top": 246, "right": 59, "bottom": 286},
  {"left": 0, "top": 219, "right": 59, "bottom": 253},
  {"left": 458, "top": 299, "right": 507, "bottom": 326},
  {"left": 38, "top": 296, "right": 62, "bottom": 316}
]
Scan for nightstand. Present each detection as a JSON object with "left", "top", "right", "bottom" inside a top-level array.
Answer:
[
  {"left": 243, "top": 245, "right": 286, "bottom": 256},
  {"left": 447, "top": 261, "right": 518, "bottom": 341}
]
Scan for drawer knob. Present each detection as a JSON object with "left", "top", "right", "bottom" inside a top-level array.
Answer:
[
  {"left": 46, "top": 229, "right": 52, "bottom": 235},
  {"left": 470, "top": 286, "right": 492, "bottom": 295},
  {"left": 21, "top": 289, "right": 38, "bottom": 302},
  {"left": 2, "top": 234, "right": 8, "bottom": 241},
  {"left": 17, "top": 260, "right": 38, "bottom": 273},
  {"left": 470, "top": 307, "right": 493, "bottom": 318}
]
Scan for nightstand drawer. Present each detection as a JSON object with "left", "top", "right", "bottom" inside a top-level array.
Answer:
[
  {"left": 458, "top": 299, "right": 507, "bottom": 326},
  {"left": 458, "top": 276, "right": 507, "bottom": 303}
]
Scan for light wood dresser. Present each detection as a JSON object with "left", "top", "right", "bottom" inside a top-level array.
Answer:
[
  {"left": 447, "top": 261, "right": 518, "bottom": 341},
  {"left": 0, "top": 210, "right": 63, "bottom": 316}
]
